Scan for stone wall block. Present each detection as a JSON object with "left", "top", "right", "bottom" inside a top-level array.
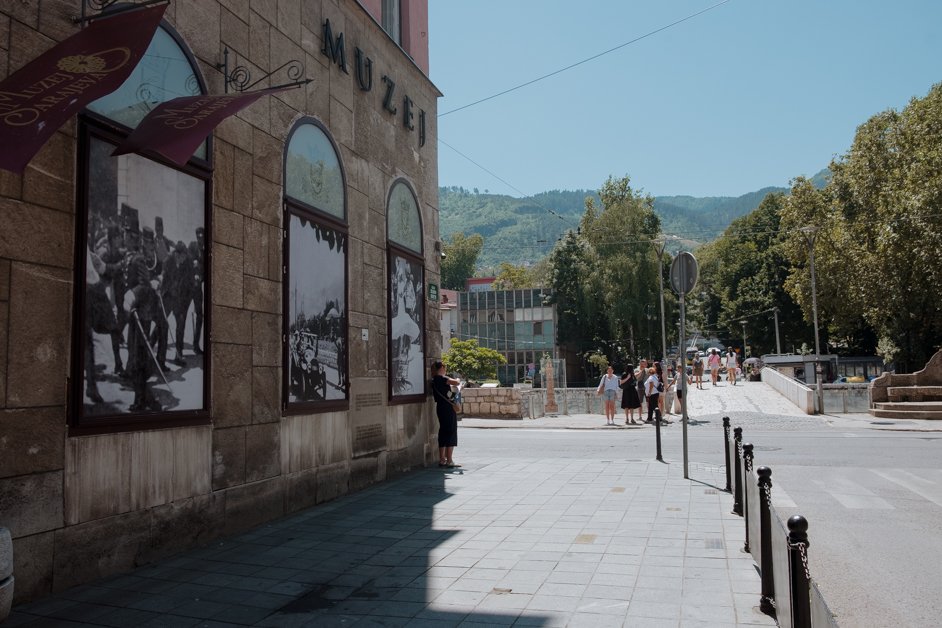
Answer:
[
  {"left": 267, "top": 223, "right": 283, "bottom": 281},
  {"left": 22, "top": 131, "right": 73, "bottom": 212},
  {"left": 211, "top": 244, "right": 244, "bottom": 309},
  {"left": 65, "top": 434, "right": 130, "bottom": 524},
  {"left": 275, "top": 0, "right": 301, "bottom": 42},
  {"left": 211, "top": 305, "right": 252, "bottom": 346},
  {"left": 252, "top": 311, "right": 280, "bottom": 367},
  {"left": 282, "top": 415, "right": 316, "bottom": 474},
  {"left": 350, "top": 452, "right": 385, "bottom": 492},
  {"left": 244, "top": 276, "right": 281, "bottom": 314},
  {"left": 0, "top": 407, "right": 65, "bottom": 479},
  {"left": 128, "top": 430, "right": 174, "bottom": 511},
  {"left": 270, "top": 96, "right": 301, "bottom": 140},
  {"left": 252, "top": 366, "right": 280, "bottom": 424},
  {"left": 216, "top": 114, "right": 253, "bottom": 155},
  {"left": 245, "top": 422, "right": 280, "bottom": 482},
  {"left": 220, "top": 7, "right": 250, "bottom": 57},
  {"left": 212, "top": 426, "right": 245, "bottom": 490},
  {"left": 252, "top": 175, "right": 282, "bottom": 227},
  {"left": 245, "top": 14, "right": 270, "bottom": 79},
  {"left": 0, "top": 200, "right": 72, "bottom": 268},
  {"left": 243, "top": 218, "right": 271, "bottom": 279},
  {"left": 285, "top": 468, "right": 317, "bottom": 513},
  {"left": 141, "top": 492, "right": 225, "bottom": 564},
  {"left": 252, "top": 128, "right": 283, "bottom": 186},
  {"left": 0, "top": 471, "right": 62, "bottom": 537},
  {"left": 214, "top": 141, "right": 235, "bottom": 211},
  {"left": 172, "top": 426, "right": 212, "bottom": 500},
  {"left": 315, "top": 461, "right": 349, "bottom": 504},
  {"left": 173, "top": 0, "right": 220, "bottom": 64},
  {"left": 315, "top": 412, "right": 351, "bottom": 466},
  {"left": 11, "top": 531, "right": 53, "bottom": 604},
  {"left": 329, "top": 97, "right": 354, "bottom": 154},
  {"left": 362, "top": 262, "right": 384, "bottom": 318},
  {"left": 214, "top": 207, "right": 244, "bottom": 249},
  {"left": 222, "top": 476, "right": 284, "bottom": 536},
  {"left": 212, "top": 343, "right": 253, "bottom": 427},
  {"left": 219, "top": 0, "right": 251, "bottom": 20},
  {"left": 52, "top": 511, "right": 151, "bottom": 592},
  {"left": 228, "top": 148, "right": 253, "bottom": 219}
]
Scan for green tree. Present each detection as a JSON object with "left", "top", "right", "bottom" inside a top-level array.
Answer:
[
  {"left": 781, "top": 83, "right": 942, "bottom": 370},
  {"left": 691, "top": 193, "right": 812, "bottom": 356},
  {"left": 442, "top": 338, "right": 507, "bottom": 383},
  {"left": 578, "top": 175, "right": 662, "bottom": 362},
  {"left": 492, "top": 262, "right": 533, "bottom": 290},
  {"left": 440, "top": 232, "right": 484, "bottom": 290}
]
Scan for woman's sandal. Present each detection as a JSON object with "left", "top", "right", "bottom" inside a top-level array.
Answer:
[{"left": 445, "top": 461, "right": 461, "bottom": 468}]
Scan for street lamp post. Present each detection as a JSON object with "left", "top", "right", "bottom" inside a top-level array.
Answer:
[
  {"left": 654, "top": 238, "right": 669, "bottom": 369},
  {"left": 740, "top": 320, "right": 747, "bottom": 359},
  {"left": 773, "top": 307, "right": 782, "bottom": 354},
  {"left": 799, "top": 226, "right": 824, "bottom": 413}
]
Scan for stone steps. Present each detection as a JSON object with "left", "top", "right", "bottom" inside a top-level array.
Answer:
[
  {"left": 870, "top": 402, "right": 942, "bottom": 420},
  {"left": 887, "top": 385, "right": 942, "bottom": 403}
]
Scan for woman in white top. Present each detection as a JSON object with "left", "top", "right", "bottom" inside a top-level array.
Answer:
[
  {"left": 644, "top": 367, "right": 661, "bottom": 424},
  {"left": 597, "top": 366, "right": 620, "bottom": 425},
  {"left": 725, "top": 348, "right": 738, "bottom": 386}
]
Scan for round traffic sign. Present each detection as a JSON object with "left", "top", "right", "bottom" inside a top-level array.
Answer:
[{"left": 670, "top": 251, "right": 698, "bottom": 295}]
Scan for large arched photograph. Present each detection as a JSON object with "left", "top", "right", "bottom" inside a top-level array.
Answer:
[
  {"left": 286, "top": 213, "right": 348, "bottom": 405},
  {"left": 389, "top": 254, "right": 425, "bottom": 396},
  {"left": 80, "top": 136, "right": 207, "bottom": 418}
]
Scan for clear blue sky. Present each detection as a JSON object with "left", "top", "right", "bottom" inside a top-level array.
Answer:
[{"left": 429, "top": 1, "right": 942, "bottom": 198}]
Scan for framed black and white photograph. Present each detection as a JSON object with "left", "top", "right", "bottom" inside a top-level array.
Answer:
[
  {"left": 77, "top": 133, "right": 208, "bottom": 423},
  {"left": 389, "top": 253, "right": 425, "bottom": 397},
  {"left": 285, "top": 212, "right": 348, "bottom": 407}
]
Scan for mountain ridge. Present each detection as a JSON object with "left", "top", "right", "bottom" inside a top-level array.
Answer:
[{"left": 439, "top": 170, "right": 829, "bottom": 269}]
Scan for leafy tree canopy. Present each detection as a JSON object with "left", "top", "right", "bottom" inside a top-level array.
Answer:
[
  {"left": 440, "top": 232, "right": 483, "bottom": 290},
  {"left": 442, "top": 338, "right": 507, "bottom": 383}
]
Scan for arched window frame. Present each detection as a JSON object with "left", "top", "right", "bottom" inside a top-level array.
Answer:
[
  {"left": 386, "top": 178, "right": 426, "bottom": 404},
  {"left": 70, "top": 21, "right": 212, "bottom": 435},
  {"left": 282, "top": 117, "right": 350, "bottom": 414}
]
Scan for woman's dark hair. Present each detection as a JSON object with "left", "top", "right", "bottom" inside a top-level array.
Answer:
[
  {"left": 432, "top": 361, "right": 445, "bottom": 372},
  {"left": 625, "top": 365, "right": 635, "bottom": 380}
]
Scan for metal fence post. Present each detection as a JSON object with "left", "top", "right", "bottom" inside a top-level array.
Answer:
[
  {"left": 757, "top": 466, "right": 775, "bottom": 615},
  {"left": 788, "top": 515, "right": 812, "bottom": 628},
  {"left": 723, "top": 416, "right": 732, "bottom": 492},
  {"left": 742, "top": 443, "right": 754, "bottom": 552},
  {"left": 732, "top": 427, "right": 743, "bottom": 516}
]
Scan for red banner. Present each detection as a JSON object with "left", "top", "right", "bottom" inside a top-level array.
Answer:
[
  {"left": 0, "top": 3, "right": 167, "bottom": 173},
  {"left": 112, "top": 87, "right": 293, "bottom": 165}
]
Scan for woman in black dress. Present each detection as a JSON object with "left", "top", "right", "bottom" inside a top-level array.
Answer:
[
  {"left": 619, "top": 366, "right": 641, "bottom": 424},
  {"left": 431, "top": 361, "right": 461, "bottom": 468}
]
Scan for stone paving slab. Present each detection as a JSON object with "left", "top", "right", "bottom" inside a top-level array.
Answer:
[{"left": 9, "top": 455, "right": 776, "bottom": 627}]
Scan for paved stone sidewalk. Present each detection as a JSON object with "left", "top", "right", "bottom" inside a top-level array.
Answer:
[{"left": 8, "top": 456, "right": 775, "bottom": 627}]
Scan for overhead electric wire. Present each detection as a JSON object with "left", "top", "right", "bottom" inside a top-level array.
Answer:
[{"left": 439, "top": 0, "right": 734, "bottom": 118}]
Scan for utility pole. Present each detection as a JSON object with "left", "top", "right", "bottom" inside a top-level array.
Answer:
[
  {"left": 773, "top": 307, "right": 781, "bottom": 354},
  {"left": 799, "top": 226, "right": 824, "bottom": 414}
]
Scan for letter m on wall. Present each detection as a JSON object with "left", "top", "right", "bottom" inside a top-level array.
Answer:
[{"left": 322, "top": 19, "right": 348, "bottom": 74}]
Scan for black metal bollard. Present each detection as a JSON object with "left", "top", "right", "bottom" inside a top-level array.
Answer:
[
  {"left": 723, "top": 416, "right": 732, "bottom": 492},
  {"left": 654, "top": 405, "right": 663, "bottom": 462},
  {"left": 732, "top": 427, "right": 743, "bottom": 516},
  {"left": 788, "top": 515, "right": 812, "bottom": 628},
  {"left": 757, "top": 466, "right": 775, "bottom": 615},
  {"left": 742, "top": 443, "right": 754, "bottom": 552}
]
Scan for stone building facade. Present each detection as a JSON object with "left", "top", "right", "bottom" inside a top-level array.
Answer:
[{"left": 0, "top": 0, "right": 441, "bottom": 603}]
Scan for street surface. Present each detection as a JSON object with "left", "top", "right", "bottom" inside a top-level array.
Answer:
[{"left": 462, "top": 379, "right": 942, "bottom": 628}]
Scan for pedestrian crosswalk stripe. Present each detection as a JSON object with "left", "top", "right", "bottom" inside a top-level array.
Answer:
[
  {"left": 813, "top": 477, "right": 894, "bottom": 509},
  {"left": 871, "top": 469, "right": 942, "bottom": 508}
]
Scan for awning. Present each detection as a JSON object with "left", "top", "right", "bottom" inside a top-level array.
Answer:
[
  {"left": 0, "top": 3, "right": 167, "bottom": 173},
  {"left": 112, "top": 86, "right": 293, "bottom": 166}
]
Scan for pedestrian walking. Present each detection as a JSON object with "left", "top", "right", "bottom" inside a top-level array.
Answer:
[
  {"left": 431, "top": 361, "right": 461, "bottom": 468},
  {"left": 597, "top": 366, "right": 620, "bottom": 425},
  {"left": 726, "top": 348, "right": 739, "bottom": 386},
  {"left": 635, "top": 359, "right": 648, "bottom": 415},
  {"left": 644, "top": 367, "right": 661, "bottom": 424},
  {"left": 619, "top": 366, "right": 641, "bottom": 424},
  {"left": 692, "top": 353, "right": 704, "bottom": 389},
  {"left": 708, "top": 348, "right": 721, "bottom": 386}
]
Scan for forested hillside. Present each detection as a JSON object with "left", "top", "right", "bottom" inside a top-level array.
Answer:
[{"left": 438, "top": 178, "right": 832, "bottom": 268}]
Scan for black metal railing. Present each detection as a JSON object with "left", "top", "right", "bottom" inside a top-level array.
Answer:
[{"left": 723, "top": 416, "right": 839, "bottom": 628}]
